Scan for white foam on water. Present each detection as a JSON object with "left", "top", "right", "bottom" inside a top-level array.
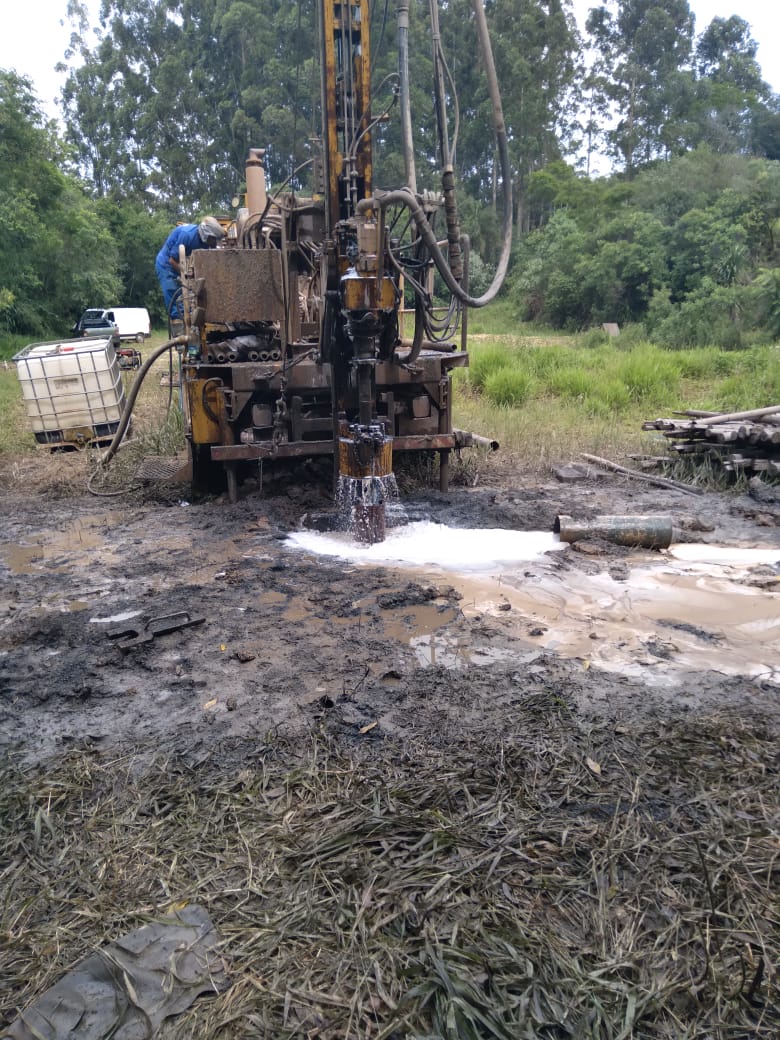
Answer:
[
  {"left": 286, "top": 522, "right": 780, "bottom": 682},
  {"left": 287, "top": 522, "right": 565, "bottom": 571},
  {"left": 668, "top": 543, "right": 780, "bottom": 566}
]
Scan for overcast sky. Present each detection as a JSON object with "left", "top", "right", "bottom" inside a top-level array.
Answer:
[{"left": 1, "top": 0, "right": 778, "bottom": 124}]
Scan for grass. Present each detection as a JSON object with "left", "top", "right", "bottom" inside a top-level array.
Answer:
[
  {"left": 0, "top": 360, "right": 33, "bottom": 457},
  {"left": 1, "top": 714, "right": 777, "bottom": 1038},
  {"left": 454, "top": 334, "right": 780, "bottom": 471},
  {"left": 3, "top": 323, "right": 780, "bottom": 479},
  {"left": 0, "top": 332, "right": 42, "bottom": 363},
  {"left": 463, "top": 297, "right": 518, "bottom": 335},
  {"left": 1, "top": 321, "right": 779, "bottom": 1037}
]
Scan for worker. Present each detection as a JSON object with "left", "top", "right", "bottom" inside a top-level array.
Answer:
[{"left": 155, "top": 217, "right": 225, "bottom": 318}]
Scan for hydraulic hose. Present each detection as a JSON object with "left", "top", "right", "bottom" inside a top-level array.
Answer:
[
  {"left": 100, "top": 336, "right": 188, "bottom": 466},
  {"left": 370, "top": 0, "right": 512, "bottom": 308},
  {"left": 361, "top": 186, "right": 506, "bottom": 308},
  {"left": 397, "top": 292, "right": 426, "bottom": 365},
  {"left": 397, "top": 0, "right": 417, "bottom": 193}
]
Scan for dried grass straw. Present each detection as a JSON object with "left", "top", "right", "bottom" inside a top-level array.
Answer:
[{"left": 1, "top": 708, "right": 777, "bottom": 1038}]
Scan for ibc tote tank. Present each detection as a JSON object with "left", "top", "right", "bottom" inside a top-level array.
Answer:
[{"left": 13, "top": 337, "right": 127, "bottom": 447}]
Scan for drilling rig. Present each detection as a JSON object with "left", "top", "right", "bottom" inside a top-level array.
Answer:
[{"left": 177, "top": 0, "right": 511, "bottom": 542}]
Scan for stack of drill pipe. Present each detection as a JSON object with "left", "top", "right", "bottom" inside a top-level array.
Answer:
[{"left": 642, "top": 404, "right": 780, "bottom": 476}]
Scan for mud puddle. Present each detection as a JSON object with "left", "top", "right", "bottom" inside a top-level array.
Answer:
[
  {"left": 2, "top": 477, "right": 780, "bottom": 761},
  {"left": 287, "top": 524, "right": 780, "bottom": 685},
  {"left": 0, "top": 512, "right": 123, "bottom": 575}
]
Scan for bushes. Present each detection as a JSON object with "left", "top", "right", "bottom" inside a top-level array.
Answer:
[
  {"left": 648, "top": 281, "right": 750, "bottom": 349},
  {"left": 617, "top": 348, "right": 680, "bottom": 401},
  {"left": 507, "top": 152, "right": 780, "bottom": 346},
  {"left": 703, "top": 347, "right": 780, "bottom": 410},
  {"left": 673, "top": 347, "right": 738, "bottom": 379},
  {"left": 0, "top": 72, "right": 121, "bottom": 338},
  {"left": 484, "top": 368, "right": 534, "bottom": 406},
  {"left": 548, "top": 367, "right": 597, "bottom": 401},
  {"left": 467, "top": 344, "right": 515, "bottom": 390}
]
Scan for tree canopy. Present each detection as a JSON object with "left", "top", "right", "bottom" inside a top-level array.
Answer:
[
  {"left": 0, "top": 70, "right": 120, "bottom": 336},
  {"left": 512, "top": 148, "right": 780, "bottom": 346},
  {"left": 2, "top": 0, "right": 780, "bottom": 343}
]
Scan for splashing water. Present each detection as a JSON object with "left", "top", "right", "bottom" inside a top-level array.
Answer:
[
  {"left": 335, "top": 473, "right": 408, "bottom": 543},
  {"left": 335, "top": 422, "right": 399, "bottom": 544}
]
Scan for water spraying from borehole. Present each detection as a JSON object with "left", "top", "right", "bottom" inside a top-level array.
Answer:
[{"left": 336, "top": 420, "right": 401, "bottom": 544}]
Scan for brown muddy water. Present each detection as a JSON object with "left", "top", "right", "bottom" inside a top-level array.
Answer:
[{"left": 288, "top": 523, "right": 780, "bottom": 686}]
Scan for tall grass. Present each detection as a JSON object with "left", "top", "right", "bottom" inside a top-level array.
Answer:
[
  {"left": 483, "top": 368, "right": 534, "bottom": 406},
  {"left": 456, "top": 334, "right": 780, "bottom": 466},
  {"left": 0, "top": 333, "right": 43, "bottom": 363},
  {"left": 467, "top": 344, "right": 515, "bottom": 390},
  {"left": 0, "top": 365, "right": 34, "bottom": 456},
  {"left": 3, "top": 323, "right": 780, "bottom": 472},
  {"left": 465, "top": 298, "right": 518, "bottom": 335}
]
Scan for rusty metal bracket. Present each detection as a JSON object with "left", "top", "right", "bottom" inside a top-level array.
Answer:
[{"left": 106, "top": 612, "right": 206, "bottom": 651}]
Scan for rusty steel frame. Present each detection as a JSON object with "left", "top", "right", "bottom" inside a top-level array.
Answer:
[{"left": 179, "top": 0, "right": 483, "bottom": 504}]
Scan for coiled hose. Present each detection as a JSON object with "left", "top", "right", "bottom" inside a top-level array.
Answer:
[{"left": 377, "top": 0, "right": 511, "bottom": 309}]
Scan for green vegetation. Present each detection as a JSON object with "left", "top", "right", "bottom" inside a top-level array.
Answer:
[
  {"left": 0, "top": 334, "right": 38, "bottom": 363},
  {"left": 0, "top": 71, "right": 172, "bottom": 339},
  {"left": 0, "top": 71, "right": 119, "bottom": 339},
  {"left": 2, "top": 2, "right": 780, "bottom": 347},
  {"left": 512, "top": 150, "right": 780, "bottom": 346},
  {"left": 465, "top": 334, "right": 780, "bottom": 414},
  {"left": 7, "top": 327, "right": 780, "bottom": 470},
  {"left": 1, "top": 1, "right": 780, "bottom": 453},
  {"left": 0, "top": 362, "right": 30, "bottom": 456},
  {"left": 451, "top": 332, "right": 780, "bottom": 467}
]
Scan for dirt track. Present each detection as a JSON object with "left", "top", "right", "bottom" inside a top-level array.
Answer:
[{"left": 2, "top": 454, "right": 779, "bottom": 762}]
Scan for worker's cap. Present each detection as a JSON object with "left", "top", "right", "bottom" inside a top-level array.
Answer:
[{"left": 198, "top": 216, "right": 226, "bottom": 244}]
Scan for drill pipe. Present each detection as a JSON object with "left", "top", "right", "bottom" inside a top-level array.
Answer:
[{"left": 554, "top": 515, "right": 674, "bottom": 550}]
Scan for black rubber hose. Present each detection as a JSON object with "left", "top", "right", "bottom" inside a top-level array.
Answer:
[
  {"left": 100, "top": 336, "right": 187, "bottom": 466},
  {"left": 361, "top": 182, "right": 506, "bottom": 308},
  {"left": 397, "top": 292, "right": 426, "bottom": 365},
  {"left": 365, "top": 0, "right": 512, "bottom": 308}
]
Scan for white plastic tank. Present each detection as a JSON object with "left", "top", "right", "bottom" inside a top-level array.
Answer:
[{"left": 14, "top": 337, "right": 127, "bottom": 446}]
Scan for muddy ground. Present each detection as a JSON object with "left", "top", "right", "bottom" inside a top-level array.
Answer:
[
  {"left": 1, "top": 450, "right": 779, "bottom": 1037},
  {"left": 1, "top": 452, "right": 779, "bottom": 762}
]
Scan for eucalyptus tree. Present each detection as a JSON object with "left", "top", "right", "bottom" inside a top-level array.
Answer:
[
  {"left": 585, "top": 0, "right": 696, "bottom": 174},
  {"left": 60, "top": 0, "right": 582, "bottom": 230},
  {"left": 61, "top": 0, "right": 319, "bottom": 211},
  {"left": 438, "top": 0, "right": 580, "bottom": 230},
  {"left": 693, "top": 16, "right": 777, "bottom": 157}
]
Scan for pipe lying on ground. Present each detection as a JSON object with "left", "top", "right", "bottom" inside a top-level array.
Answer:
[{"left": 554, "top": 514, "right": 674, "bottom": 549}]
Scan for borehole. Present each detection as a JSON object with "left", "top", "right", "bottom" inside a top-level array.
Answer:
[{"left": 336, "top": 421, "right": 397, "bottom": 544}]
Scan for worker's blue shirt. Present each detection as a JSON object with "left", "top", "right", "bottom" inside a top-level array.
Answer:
[{"left": 155, "top": 224, "right": 204, "bottom": 272}]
